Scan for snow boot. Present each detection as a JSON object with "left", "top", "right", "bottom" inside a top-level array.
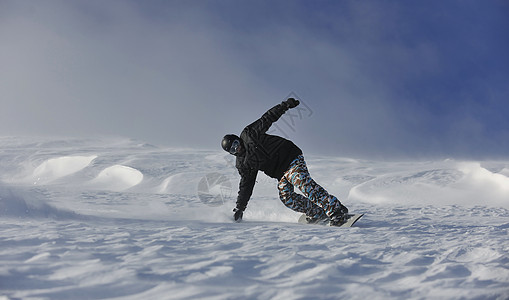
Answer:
[
  {"left": 305, "top": 214, "right": 329, "bottom": 224},
  {"left": 329, "top": 204, "right": 349, "bottom": 226},
  {"left": 304, "top": 207, "right": 329, "bottom": 224}
]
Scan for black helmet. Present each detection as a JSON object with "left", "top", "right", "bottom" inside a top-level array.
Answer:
[{"left": 221, "top": 134, "right": 240, "bottom": 153}]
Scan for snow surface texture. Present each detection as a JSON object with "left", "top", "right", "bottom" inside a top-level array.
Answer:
[{"left": 0, "top": 137, "right": 508, "bottom": 299}]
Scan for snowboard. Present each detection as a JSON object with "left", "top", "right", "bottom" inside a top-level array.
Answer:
[{"left": 298, "top": 213, "right": 364, "bottom": 227}]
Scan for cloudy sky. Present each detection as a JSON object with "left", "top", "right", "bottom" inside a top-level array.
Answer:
[{"left": 1, "top": 0, "right": 508, "bottom": 158}]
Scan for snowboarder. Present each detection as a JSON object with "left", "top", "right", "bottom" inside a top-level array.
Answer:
[{"left": 221, "top": 98, "right": 349, "bottom": 226}]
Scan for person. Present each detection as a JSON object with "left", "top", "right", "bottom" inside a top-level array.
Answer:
[{"left": 221, "top": 98, "right": 349, "bottom": 226}]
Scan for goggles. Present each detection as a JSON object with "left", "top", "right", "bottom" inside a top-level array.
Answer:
[{"left": 229, "top": 139, "right": 241, "bottom": 155}]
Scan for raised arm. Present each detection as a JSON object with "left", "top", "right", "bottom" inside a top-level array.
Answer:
[{"left": 245, "top": 98, "right": 300, "bottom": 136}]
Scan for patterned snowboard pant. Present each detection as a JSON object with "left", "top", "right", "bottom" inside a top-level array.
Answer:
[{"left": 278, "top": 155, "right": 342, "bottom": 219}]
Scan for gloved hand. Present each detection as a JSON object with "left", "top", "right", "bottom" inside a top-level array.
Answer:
[
  {"left": 233, "top": 207, "right": 244, "bottom": 222},
  {"left": 281, "top": 98, "right": 300, "bottom": 110}
]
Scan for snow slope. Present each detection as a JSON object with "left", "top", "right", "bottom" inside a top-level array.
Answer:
[{"left": 0, "top": 137, "right": 508, "bottom": 299}]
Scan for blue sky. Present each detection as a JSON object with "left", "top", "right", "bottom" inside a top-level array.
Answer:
[{"left": 1, "top": 0, "right": 508, "bottom": 158}]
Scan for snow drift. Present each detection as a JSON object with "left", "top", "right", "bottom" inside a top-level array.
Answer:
[
  {"left": 30, "top": 155, "right": 97, "bottom": 185},
  {"left": 89, "top": 165, "right": 144, "bottom": 191}
]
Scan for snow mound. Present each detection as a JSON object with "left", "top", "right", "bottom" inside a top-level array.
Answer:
[
  {"left": 89, "top": 165, "right": 144, "bottom": 191},
  {"left": 347, "top": 161, "right": 509, "bottom": 208},
  {"left": 458, "top": 162, "right": 509, "bottom": 192},
  {"left": 31, "top": 155, "right": 97, "bottom": 185},
  {"left": 454, "top": 162, "right": 509, "bottom": 208},
  {"left": 158, "top": 173, "right": 204, "bottom": 195}
]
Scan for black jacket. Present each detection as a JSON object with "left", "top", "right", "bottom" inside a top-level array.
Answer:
[{"left": 235, "top": 103, "right": 302, "bottom": 210}]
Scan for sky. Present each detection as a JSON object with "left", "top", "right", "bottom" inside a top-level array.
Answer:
[{"left": 1, "top": 0, "right": 508, "bottom": 159}]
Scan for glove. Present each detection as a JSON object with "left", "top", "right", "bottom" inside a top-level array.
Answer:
[
  {"left": 281, "top": 97, "right": 300, "bottom": 110},
  {"left": 233, "top": 207, "right": 244, "bottom": 222}
]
